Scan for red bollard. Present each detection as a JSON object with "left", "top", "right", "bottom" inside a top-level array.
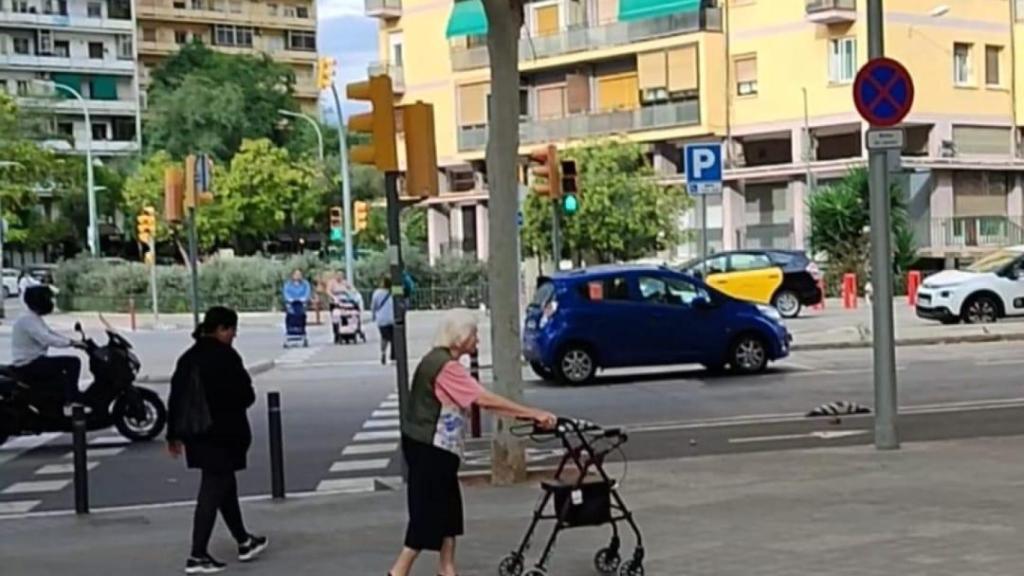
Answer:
[
  {"left": 128, "top": 297, "right": 136, "bottom": 332},
  {"left": 813, "top": 278, "right": 826, "bottom": 310},
  {"left": 842, "top": 273, "right": 858, "bottom": 309},
  {"left": 907, "top": 270, "right": 922, "bottom": 307}
]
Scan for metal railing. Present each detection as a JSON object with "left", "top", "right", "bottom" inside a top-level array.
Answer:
[
  {"left": 930, "top": 216, "right": 1024, "bottom": 249},
  {"left": 457, "top": 99, "right": 700, "bottom": 151},
  {"left": 806, "top": 0, "right": 856, "bottom": 12},
  {"left": 450, "top": 7, "right": 722, "bottom": 71},
  {"left": 367, "top": 62, "right": 404, "bottom": 91},
  {"left": 364, "top": 0, "right": 401, "bottom": 15}
]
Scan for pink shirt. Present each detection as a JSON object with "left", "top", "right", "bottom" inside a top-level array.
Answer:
[{"left": 435, "top": 361, "right": 485, "bottom": 409}]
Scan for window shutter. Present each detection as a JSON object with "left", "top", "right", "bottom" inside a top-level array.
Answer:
[
  {"left": 735, "top": 56, "right": 757, "bottom": 84},
  {"left": 667, "top": 45, "right": 698, "bottom": 92},
  {"left": 566, "top": 73, "right": 590, "bottom": 114},
  {"left": 637, "top": 51, "right": 667, "bottom": 90},
  {"left": 458, "top": 82, "right": 488, "bottom": 126}
]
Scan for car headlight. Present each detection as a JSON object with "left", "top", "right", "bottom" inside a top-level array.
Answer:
[
  {"left": 940, "top": 291, "right": 952, "bottom": 298},
  {"left": 924, "top": 282, "right": 962, "bottom": 290},
  {"left": 757, "top": 304, "right": 783, "bottom": 323}
]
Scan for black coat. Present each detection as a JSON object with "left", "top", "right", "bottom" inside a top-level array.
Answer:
[{"left": 167, "top": 338, "right": 255, "bottom": 472}]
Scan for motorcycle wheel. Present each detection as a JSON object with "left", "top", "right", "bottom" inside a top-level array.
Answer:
[{"left": 113, "top": 388, "right": 167, "bottom": 442}]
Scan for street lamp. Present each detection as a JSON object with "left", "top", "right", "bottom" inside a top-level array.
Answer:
[
  {"left": 32, "top": 79, "right": 98, "bottom": 257},
  {"left": 278, "top": 109, "right": 325, "bottom": 163}
]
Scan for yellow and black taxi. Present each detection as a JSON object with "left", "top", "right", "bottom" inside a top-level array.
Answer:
[{"left": 681, "top": 250, "right": 823, "bottom": 318}]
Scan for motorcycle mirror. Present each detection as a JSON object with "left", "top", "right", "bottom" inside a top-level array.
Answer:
[{"left": 73, "top": 321, "right": 83, "bottom": 334}]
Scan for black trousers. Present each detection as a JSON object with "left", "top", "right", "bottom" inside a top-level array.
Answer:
[
  {"left": 191, "top": 470, "right": 249, "bottom": 558},
  {"left": 16, "top": 356, "right": 81, "bottom": 402},
  {"left": 402, "top": 436, "right": 463, "bottom": 551},
  {"left": 379, "top": 325, "right": 395, "bottom": 360}
]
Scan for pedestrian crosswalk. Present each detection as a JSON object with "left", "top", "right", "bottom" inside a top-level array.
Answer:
[
  {"left": 316, "top": 393, "right": 401, "bottom": 495},
  {"left": 276, "top": 345, "right": 324, "bottom": 366}
]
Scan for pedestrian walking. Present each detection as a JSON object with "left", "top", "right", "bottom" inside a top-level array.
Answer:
[
  {"left": 371, "top": 276, "right": 395, "bottom": 364},
  {"left": 167, "top": 306, "right": 268, "bottom": 575},
  {"left": 387, "top": 309, "right": 557, "bottom": 576}
]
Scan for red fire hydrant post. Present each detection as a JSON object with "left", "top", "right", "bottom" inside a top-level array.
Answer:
[
  {"left": 842, "top": 273, "right": 858, "bottom": 309},
  {"left": 907, "top": 270, "right": 922, "bottom": 307}
]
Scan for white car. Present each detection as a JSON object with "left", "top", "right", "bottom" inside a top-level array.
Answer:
[
  {"left": 1, "top": 268, "right": 18, "bottom": 299},
  {"left": 916, "top": 246, "right": 1024, "bottom": 324}
]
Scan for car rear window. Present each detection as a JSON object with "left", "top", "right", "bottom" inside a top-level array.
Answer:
[
  {"left": 576, "top": 276, "right": 630, "bottom": 302},
  {"left": 531, "top": 281, "right": 556, "bottom": 308}
]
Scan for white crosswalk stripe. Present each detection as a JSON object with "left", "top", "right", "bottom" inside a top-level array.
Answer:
[
  {"left": 277, "top": 346, "right": 323, "bottom": 365},
  {"left": 329, "top": 459, "right": 390, "bottom": 473},
  {"left": 352, "top": 430, "right": 401, "bottom": 442},
  {"left": 318, "top": 393, "right": 406, "bottom": 494},
  {"left": 372, "top": 409, "right": 399, "bottom": 418},
  {"left": 342, "top": 443, "right": 398, "bottom": 456},
  {"left": 362, "top": 419, "right": 399, "bottom": 429},
  {"left": 0, "top": 500, "right": 42, "bottom": 515},
  {"left": 36, "top": 463, "right": 99, "bottom": 475},
  {"left": 3, "top": 479, "right": 72, "bottom": 495}
]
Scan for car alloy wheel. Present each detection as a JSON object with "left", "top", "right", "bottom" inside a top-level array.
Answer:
[
  {"left": 964, "top": 296, "right": 998, "bottom": 324},
  {"left": 559, "top": 348, "right": 594, "bottom": 384},
  {"left": 732, "top": 336, "right": 767, "bottom": 374},
  {"left": 773, "top": 290, "right": 801, "bottom": 319}
]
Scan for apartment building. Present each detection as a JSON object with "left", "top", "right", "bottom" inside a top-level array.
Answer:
[
  {"left": 367, "top": 0, "right": 1024, "bottom": 266},
  {"left": 135, "top": 0, "right": 319, "bottom": 108},
  {"left": 0, "top": 0, "right": 141, "bottom": 155}
]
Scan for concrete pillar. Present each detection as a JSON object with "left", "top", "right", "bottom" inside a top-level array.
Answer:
[
  {"left": 790, "top": 127, "right": 805, "bottom": 164},
  {"left": 1008, "top": 173, "right": 1023, "bottom": 219},
  {"left": 651, "top": 142, "right": 681, "bottom": 175},
  {"left": 791, "top": 180, "right": 807, "bottom": 250},
  {"left": 721, "top": 182, "right": 744, "bottom": 250},
  {"left": 476, "top": 202, "right": 489, "bottom": 261},
  {"left": 426, "top": 207, "right": 450, "bottom": 266},
  {"left": 931, "top": 171, "right": 955, "bottom": 252}
]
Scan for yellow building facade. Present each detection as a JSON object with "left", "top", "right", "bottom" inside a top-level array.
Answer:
[
  {"left": 136, "top": 0, "right": 320, "bottom": 108},
  {"left": 369, "top": 0, "right": 1024, "bottom": 265}
]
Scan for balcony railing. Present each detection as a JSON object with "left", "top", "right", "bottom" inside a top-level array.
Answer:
[
  {"left": 450, "top": 7, "right": 722, "bottom": 72},
  {"left": 929, "top": 216, "right": 1024, "bottom": 250},
  {"left": 368, "top": 62, "right": 404, "bottom": 93},
  {"left": 364, "top": 0, "right": 401, "bottom": 18},
  {"left": 0, "top": 54, "right": 135, "bottom": 74},
  {"left": 0, "top": 11, "right": 133, "bottom": 30},
  {"left": 743, "top": 223, "right": 795, "bottom": 250},
  {"left": 805, "top": 0, "right": 856, "bottom": 23},
  {"left": 457, "top": 99, "right": 700, "bottom": 152}
]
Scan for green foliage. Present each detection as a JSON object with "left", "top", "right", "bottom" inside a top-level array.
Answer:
[
  {"left": 522, "top": 139, "right": 690, "bottom": 263},
  {"left": 807, "top": 168, "right": 916, "bottom": 288}
]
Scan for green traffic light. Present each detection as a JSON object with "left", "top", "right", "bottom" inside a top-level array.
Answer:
[
  {"left": 330, "top": 228, "right": 343, "bottom": 242},
  {"left": 562, "top": 193, "right": 579, "bottom": 215}
]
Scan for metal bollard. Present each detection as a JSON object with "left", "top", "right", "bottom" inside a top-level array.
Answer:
[
  {"left": 267, "top": 391, "right": 286, "bottom": 499},
  {"left": 470, "top": 350, "right": 481, "bottom": 438},
  {"left": 128, "top": 297, "right": 136, "bottom": 332},
  {"left": 907, "top": 270, "right": 922, "bottom": 307},
  {"left": 71, "top": 405, "right": 89, "bottom": 515}
]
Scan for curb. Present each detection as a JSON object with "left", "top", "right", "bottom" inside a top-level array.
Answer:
[
  {"left": 136, "top": 359, "right": 277, "bottom": 385},
  {"left": 791, "top": 331, "right": 1024, "bottom": 351}
]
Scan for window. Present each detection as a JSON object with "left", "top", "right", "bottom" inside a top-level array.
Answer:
[
  {"left": 53, "top": 40, "right": 69, "bottom": 57},
  {"left": 296, "top": 5, "right": 307, "bottom": 17},
  {"left": 88, "top": 42, "right": 103, "bottom": 59},
  {"left": 56, "top": 122, "right": 73, "bottom": 137},
  {"left": 828, "top": 38, "right": 856, "bottom": 84},
  {"left": 287, "top": 30, "right": 316, "bottom": 51},
  {"left": 267, "top": 2, "right": 277, "bottom": 14},
  {"left": 174, "top": 30, "right": 188, "bottom": 45},
  {"left": 173, "top": 0, "right": 185, "bottom": 7},
  {"left": 91, "top": 123, "right": 108, "bottom": 141},
  {"left": 229, "top": 0, "right": 241, "bottom": 13},
  {"left": 638, "top": 276, "right": 703, "bottom": 306},
  {"left": 16, "top": 80, "right": 29, "bottom": 96},
  {"left": 236, "top": 26, "right": 252, "bottom": 46},
  {"left": 116, "top": 34, "right": 132, "bottom": 59},
  {"left": 142, "top": 28, "right": 156, "bottom": 42},
  {"left": 38, "top": 29, "right": 53, "bottom": 55},
  {"left": 112, "top": 118, "right": 135, "bottom": 141},
  {"left": 986, "top": 45, "right": 1002, "bottom": 86},
  {"left": 735, "top": 55, "right": 757, "bottom": 96},
  {"left": 214, "top": 25, "right": 253, "bottom": 46},
  {"left": 283, "top": 5, "right": 295, "bottom": 16},
  {"left": 389, "top": 32, "right": 403, "bottom": 66},
  {"left": 86, "top": 1, "right": 101, "bottom": 17},
  {"left": 577, "top": 277, "right": 631, "bottom": 302},
  {"left": 108, "top": 0, "right": 129, "bottom": 18},
  {"left": 729, "top": 253, "right": 773, "bottom": 272},
  {"left": 13, "top": 37, "right": 30, "bottom": 55},
  {"left": 954, "top": 43, "right": 973, "bottom": 85}
]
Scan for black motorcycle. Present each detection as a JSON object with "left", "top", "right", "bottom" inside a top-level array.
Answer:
[{"left": 0, "top": 321, "right": 167, "bottom": 446}]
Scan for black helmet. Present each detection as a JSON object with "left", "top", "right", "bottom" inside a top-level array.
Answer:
[{"left": 24, "top": 285, "right": 55, "bottom": 316}]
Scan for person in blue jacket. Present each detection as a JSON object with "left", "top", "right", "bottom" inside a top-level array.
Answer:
[{"left": 282, "top": 269, "right": 311, "bottom": 308}]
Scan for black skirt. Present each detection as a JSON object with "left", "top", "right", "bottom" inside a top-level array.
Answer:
[{"left": 402, "top": 436, "right": 464, "bottom": 551}]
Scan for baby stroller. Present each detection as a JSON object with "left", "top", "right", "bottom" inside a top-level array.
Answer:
[
  {"left": 331, "top": 297, "right": 362, "bottom": 345},
  {"left": 283, "top": 300, "right": 309, "bottom": 348},
  {"left": 500, "top": 418, "right": 644, "bottom": 576}
]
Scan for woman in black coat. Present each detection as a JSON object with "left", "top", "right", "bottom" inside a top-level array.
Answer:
[{"left": 167, "top": 306, "right": 268, "bottom": 575}]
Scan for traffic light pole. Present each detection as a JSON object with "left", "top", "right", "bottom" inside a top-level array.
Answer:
[
  {"left": 148, "top": 235, "right": 159, "bottom": 327},
  {"left": 385, "top": 171, "right": 410, "bottom": 480},
  {"left": 187, "top": 205, "right": 200, "bottom": 329},
  {"left": 330, "top": 83, "right": 356, "bottom": 286},
  {"left": 550, "top": 200, "right": 562, "bottom": 271}
]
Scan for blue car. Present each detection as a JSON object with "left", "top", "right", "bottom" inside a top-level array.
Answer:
[{"left": 523, "top": 265, "right": 792, "bottom": 385}]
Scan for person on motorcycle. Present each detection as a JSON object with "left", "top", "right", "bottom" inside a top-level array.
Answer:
[{"left": 12, "top": 285, "right": 85, "bottom": 404}]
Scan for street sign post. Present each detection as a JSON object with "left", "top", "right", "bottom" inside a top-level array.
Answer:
[
  {"left": 684, "top": 143, "right": 723, "bottom": 274},
  {"left": 853, "top": 45, "right": 913, "bottom": 450}
]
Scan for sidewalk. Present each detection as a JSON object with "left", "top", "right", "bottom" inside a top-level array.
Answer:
[{"left": 4, "top": 435, "right": 1024, "bottom": 575}]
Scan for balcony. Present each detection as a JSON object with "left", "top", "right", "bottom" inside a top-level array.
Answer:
[
  {"left": 805, "top": 0, "right": 856, "bottom": 24},
  {"left": 457, "top": 99, "right": 699, "bottom": 152},
  {"left": 0, "top": 11, "right": 133, "bottom": 32},
  {"left": 450, "top": 7, "right": 722, "bottom": 72},
  {"left": 368, "top": 62, "right": 404, "bottom": 93},
  {"left": 928, "top": 216, "right": 1024, "bottom": 252},
  {"left": 0, "top": 54, "right": 135, "bottom": 75},
  {"left": 17, "top": 97, "right": 138, "bottom": 115},
  {"left": 364, "top": 0, "right": 400, "bottom": 19},
  {"left": 135, "top": 1, "right": 316, "bottom": 30}
]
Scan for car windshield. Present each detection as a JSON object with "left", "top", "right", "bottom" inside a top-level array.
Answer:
[{"left": 966, "top": 250, "right": 1019, "bottom": 273}]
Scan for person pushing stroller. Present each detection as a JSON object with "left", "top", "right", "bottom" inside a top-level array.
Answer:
[{"left": 282, "top": 269, "right": 311, "bottom": 348}]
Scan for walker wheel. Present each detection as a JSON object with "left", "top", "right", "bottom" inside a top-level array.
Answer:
[
  {"left": 498, "top": 554, "right": 524, "bottom": 576},
  {"left": 594, "top": 548, "right": 621, "bottom": 575},
  {"left": 523, "top": 570, "right": 546, "bottom": 576},
  {"left": 618, "top": 560, "right": 644, "bottom": 576}
]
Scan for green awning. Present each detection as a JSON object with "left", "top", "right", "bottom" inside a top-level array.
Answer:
[
  {"left": 618, "top": 0, "right": 700, "bottom": 22},
  {"left": 90, "top": 76, "right": 118, "bottom": 100},
  {"left": 50, "top": 73, "right": 81, "bottom": 98},
  {"left": 446, "top": 0, "right": 488, "bottom": 38}
]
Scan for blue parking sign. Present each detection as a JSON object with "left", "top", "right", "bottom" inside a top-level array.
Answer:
[{"left": 683, "top": 143, "right": 723, "bottom": 196}]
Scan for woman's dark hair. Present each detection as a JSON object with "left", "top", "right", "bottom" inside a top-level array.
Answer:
[
  {"left": 193, "top": 306, "right": 238, "bottom": 339},
  {"left": 380, "top": 276, "right": 392, "bottom": 289},
  {"left": 23, "top": 285, "right": 55, "bottom": 315}
]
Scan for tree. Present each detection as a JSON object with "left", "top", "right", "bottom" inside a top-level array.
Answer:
[
  {"left": 807, "top": 168, "right": 915, "bottom": 289},
  {"left": 522, "top": 139, "right": 689, "bottom": 264}
]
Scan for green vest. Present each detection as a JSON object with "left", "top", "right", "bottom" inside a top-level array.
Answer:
[{"left": 402, "top": 347, "right": 454, "bottom": 445}]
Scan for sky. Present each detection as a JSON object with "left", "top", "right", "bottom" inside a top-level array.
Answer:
[{"left": 317, "top": 0, "right": 379, "bottom": 120}]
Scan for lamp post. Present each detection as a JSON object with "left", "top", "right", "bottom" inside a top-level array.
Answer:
[
  {"left": 33, "top": 79, "right": 97, "bottom": 256},
  {"left": 0, "top": 160, "right": 22, "bottom": 320},
  {"left": 278, "top": 109, "right": 325, "bottom": 163}
]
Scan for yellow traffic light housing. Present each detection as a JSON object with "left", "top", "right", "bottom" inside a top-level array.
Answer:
[
  {"left": 184, "top": 154, "right": 215, "bottom": 209},
  {"left": 136, "top": 206, "right": 156, "bottom": 246},
  {"left": 317, "top": 57, "right": 336, "bottom": 91},
  {"left": 164, "top": 166, "right": 184, "bottom": 223},
  {"left": 529, "top": 145, "right": 561, "bottom": 199},
  {"left": 402, "top": 102, "right": 439, "bottom": 198},
  {"left": 354, "top": 201, "right": 370, "bottom": 232},
  {"left": 346, "top": 75, "right": 398, "bottom": 172}
]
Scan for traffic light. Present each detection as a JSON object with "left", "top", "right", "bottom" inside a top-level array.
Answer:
[
  {"left": 164, "top": 166, "right": 184, "bottom": 223},
  {"left": 528, "top": 145, "right": 561, "bottom": 199},
  {"left": 316, "top": 57, "right": 336, "bottom": 91},
  {"left": 329, "top": 206, "right": 343, "bottom": 243},
  {"left": 346, "top": 75, "right": 398, "bottom": 172},
  {"left": 402, "top": 102, "right": 439, "bottom": 198},
  {"left": 560, "top": 159, "right": 579, "bottom": 215},
  {"left": 354, "top": 201, "right": 370, "bottom": 232},
  {"left": 136, "top": 206, "right": 156, "bottom": 246},
  {"left": 184, "top": 154, "right": 214, "bottom": 209}
]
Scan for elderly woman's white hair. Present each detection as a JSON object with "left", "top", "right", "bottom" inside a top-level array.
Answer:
[{"left": 434, "top": 309, "right": 480, "bottom": 349}]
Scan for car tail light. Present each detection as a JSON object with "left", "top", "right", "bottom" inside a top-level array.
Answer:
[
  {"left": 807, "top": 261, "right": 823, "bottom": 281},
  {"left": 539, "top": 299, "right": 559, "bottom": 328}
]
